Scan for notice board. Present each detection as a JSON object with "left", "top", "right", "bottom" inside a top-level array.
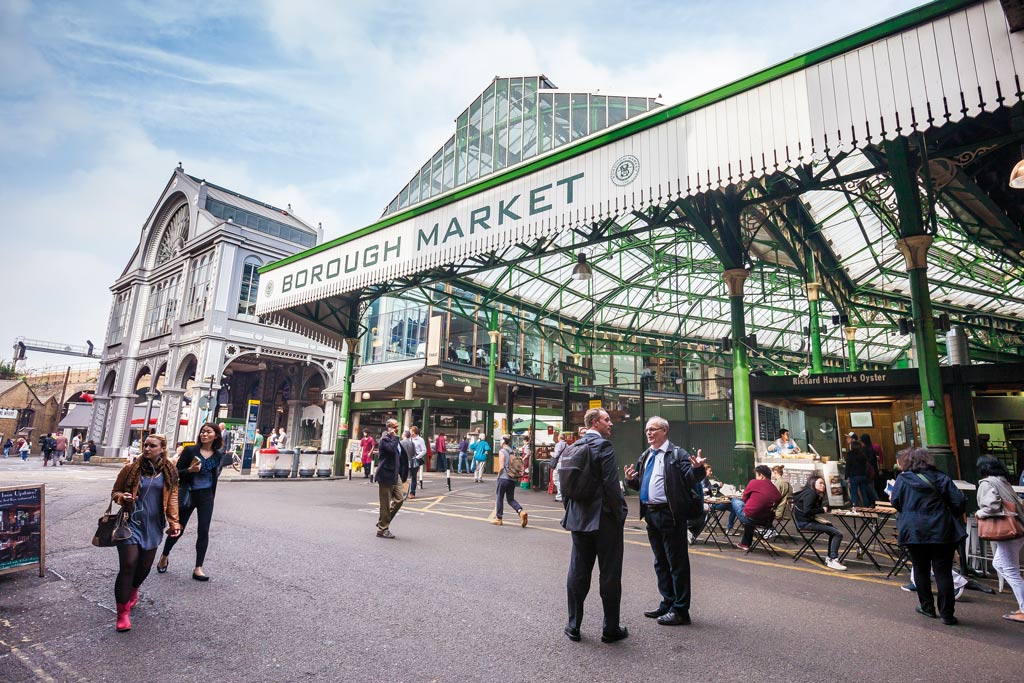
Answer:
[{"left": 0, "top": 484, "right": 46, "bottom": 577}]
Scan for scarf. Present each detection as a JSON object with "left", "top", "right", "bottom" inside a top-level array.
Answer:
[{"left": 121, "top": 455, "right": 178, "bottom": 494}]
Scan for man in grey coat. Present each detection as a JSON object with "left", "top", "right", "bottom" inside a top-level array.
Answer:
[{"left": 561, "top": 408, "right": 629, "bottom": 644}]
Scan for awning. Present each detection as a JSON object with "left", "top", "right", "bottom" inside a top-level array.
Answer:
[
  {"left": 58, "top": 402, "right": 93, "bottom": 429},
  {"left": 127, "top": 402, "right": 188, "bottom": 427},
  {"left": 323, "top": 359, "right": 426, "bottom": 398}
]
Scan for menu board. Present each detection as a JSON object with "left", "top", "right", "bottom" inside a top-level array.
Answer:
[
  {"left": 757, "top": 404, "right": 782, "bottom": 442},
  {"left": 0, "top": 484, "right": 46, "bottom": 577}
]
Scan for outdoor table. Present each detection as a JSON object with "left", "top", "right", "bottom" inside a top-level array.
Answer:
[
  {"left": 832, "top": 508, "right": 893, "bottom": 570},
  {"left": 700, "top": 497, "right": 735, "bottom": 551}
]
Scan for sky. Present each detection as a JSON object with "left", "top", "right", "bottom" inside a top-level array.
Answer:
[{"left": 0, "top": 0, "right": 924, "bottom": 371}]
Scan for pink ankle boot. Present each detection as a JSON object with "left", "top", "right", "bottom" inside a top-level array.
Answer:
[
  {"left": 116, "top": 603, "right": 132, "bottom": 631},
  {"left": 127, "top": 588, "right": 139, "bottom": 611}
]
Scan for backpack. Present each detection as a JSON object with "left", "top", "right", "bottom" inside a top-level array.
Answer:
[
  {"left": 557, "top": 440, "right": 601, "bottom": 502},
  {"left": 504, "top": 447, "right": 525, "bottom": 479}
]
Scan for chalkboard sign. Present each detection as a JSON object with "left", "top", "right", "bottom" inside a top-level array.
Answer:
[
  {"left": 757, "top": 404, "right": 782, "bottom": 442},
  {"left": 0, "top": 484, "right": 46, "bottom": 577}
]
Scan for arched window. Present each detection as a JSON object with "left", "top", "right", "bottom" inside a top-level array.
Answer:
[
  {"left": 238, "top": 257, "right": 261, "bottom": 316},
  {"left": 155, "top": 204, "right": 190, "bottom": 266}
]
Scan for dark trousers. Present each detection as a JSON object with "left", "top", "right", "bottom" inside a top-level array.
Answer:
[
  {"left": 907, "top": 542, "right": 958, "bottom": 619},
  {"left": 495, "top": 478, "right": 522, "bottom": 519},
  {"left": 566, "top": 515, "right": 624, "bottom": 632},
  {"left": 645, "top": 506, "right": 692, "bottom": 612},
  {"left": 436, "top": 453, "right": 448, "bottom": 472},
  {"left": 797, "top": 521, "right": 843, "bottom": 558},
  {"left": 162, "top": 487, "right": 215, "bottom": 566},
  {"left": 409, "top": 467, "right": 420, "bottom": 494}
]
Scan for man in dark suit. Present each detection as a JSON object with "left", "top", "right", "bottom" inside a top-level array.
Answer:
[
  {"left": 624, "top": 416, "right": 706, "bottom": 626},
  {"left": 374, "top": 419, "right": 409, "bottom": 539},
  {"left": 561, "top": 408, "right": 629, "bottom": 644}
]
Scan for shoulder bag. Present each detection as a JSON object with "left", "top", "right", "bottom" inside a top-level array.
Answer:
[
  {"left": 978, "top": 498, "right": 1024, "bottom": 541},
  {"left": 92, "top": 500, "right": 132, "bottom": 547}
]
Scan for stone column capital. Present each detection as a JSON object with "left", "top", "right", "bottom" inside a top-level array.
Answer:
[
  {"left": 722, "top": 268, "right": 749, "bottom": 297},
  {"left": 843, "top": 326, "right": 857, "bottom": 342},
  {"left": 487, "top": 330, "right": 501, "bottom": 344},
  {"left": 805, "top": 282, "right": 822, "bottom": 302},
  {"left": 344, "top": 337, "right": 359, "bottom": 355},
  {"left": 896, "top": 234, "right": 933, "bottom": 270}
]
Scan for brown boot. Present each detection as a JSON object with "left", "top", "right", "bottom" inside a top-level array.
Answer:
[
  {"left": 519, "top": 510, "right": 528, "bottom": 528},
  {"left": 491, "top": 518, "right": 503, "bottom": 525}
]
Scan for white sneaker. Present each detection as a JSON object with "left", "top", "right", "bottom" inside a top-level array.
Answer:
[
  {"left": 825, "top": 558, "right": 847, "bottom": 571},
  {"left": 687, "top": 530, "right": 696, "bottom": 544}
]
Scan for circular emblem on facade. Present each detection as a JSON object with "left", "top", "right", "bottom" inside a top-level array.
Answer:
[
  {"left": 610, "top": 155, "right": 640, "bottom": 186},
  {"left": 264, "top": 279, "right": 274, "bottom": 297}
]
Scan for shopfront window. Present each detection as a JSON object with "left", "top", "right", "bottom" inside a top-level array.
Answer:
[
  {"left": 613, "top": 354, "right": 636, "bottom": 388},
  {"left": 522, "top": 323, "right": 542, "bottom": 378},
  {"left": 143, "top": 274, "right": 181, "bottom": 338},
  {"left": 108, "top": 290, "right": 131, "bottom": 345},
  {"left": 361, "top": 297, "right": 430, "bottom": 364},
  {"left": 500, "top": 314, "right": 522, "bottom": 374},
  {"left": 185, "top": 251, "right": 213, "bottom": 321},
  {"left": 237, "top": 257, "right": 260, "bottom": 317}
]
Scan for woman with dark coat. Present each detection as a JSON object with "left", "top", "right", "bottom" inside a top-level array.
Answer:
[
  {"left": 889, "top": 447, "right": 966, "bottom": 625},
  {"left": 156, "top": 422, "right": 224, "bottom": 581},
  {"left": 792, "top": 475, "right": 846, "bottom": 571},
  {"left": 110, "top": 433, "right": 180, "bottom": 631}
]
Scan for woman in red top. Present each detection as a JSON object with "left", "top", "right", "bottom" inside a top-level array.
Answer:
[{"left": 359, "top": 431, "right": 375, "bottom": 479}]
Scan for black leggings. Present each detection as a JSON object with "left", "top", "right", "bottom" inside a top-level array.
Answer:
[
  {"left": 161, "top": 487, "right": 215, "bottom": 566},
  {"left": 115, "top": 543, "right": 157, "bottom": 604}
]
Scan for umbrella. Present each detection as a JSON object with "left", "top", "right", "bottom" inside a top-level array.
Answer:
[{"left": 511, "top": 419, "right": 549, "bottom": 432}]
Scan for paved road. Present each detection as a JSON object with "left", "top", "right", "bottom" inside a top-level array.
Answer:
[{"left": 1, "top": 456, "right": 1020, "bottom": 683}]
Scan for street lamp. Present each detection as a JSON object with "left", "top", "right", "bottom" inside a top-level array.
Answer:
[
  {"left": 203, "top": 374, "right": 217, "bottom": 426},
  {"left": 143, "top": 387, "right": 158, "bottom": 440}
]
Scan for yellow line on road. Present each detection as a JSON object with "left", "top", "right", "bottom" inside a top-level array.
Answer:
[{"left": 395, "top": 498, "right": 907, "bottom": 587}]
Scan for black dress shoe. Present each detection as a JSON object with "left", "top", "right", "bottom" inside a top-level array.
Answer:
[
  {"left": 600, "top": 626, "right": 629, "bottom": 643},
  {"left": 941, "top": 616, "right": 958, "bottom": 626},
  {"left": 915, "top": 605, "right": 937, "bottom": 619},
  {"left": 563, "top": 626, "right": 581, "bottom": 642},
  {"left": 657, "top": 610, "right": 691, "bottom": 626},
  {"left": 192, "top": 571, "right": 210, "bottom": 582},
  {"left": 644, "top": 607, "right": 670, "bottom": 619}
]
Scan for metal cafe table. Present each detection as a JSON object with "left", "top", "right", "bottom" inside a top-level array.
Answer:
[
  {"left": 700, "top": 497, "right": 736, "bottom": 551},
  {"left": 831, "top": 507, "right": 896, "bottom": 570}
]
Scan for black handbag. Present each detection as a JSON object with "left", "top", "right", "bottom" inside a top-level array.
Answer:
[{"left": 92, "top": 501, "right": 131, "bottom": 547}]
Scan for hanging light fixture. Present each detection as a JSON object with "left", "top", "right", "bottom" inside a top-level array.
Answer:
[
  {"left": 463, "top": 384, "right": 473, "bottom": 393},
  {"left": 1010, "top": 145, "right": 1024, "bottom": 188},
  {"left": 434, "top": 378, "right": 444, "bottom": 388},
  {"left": 571, "top": 253, "right": 593, "bottom": 281}
]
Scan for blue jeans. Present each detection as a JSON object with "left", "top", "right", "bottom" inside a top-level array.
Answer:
[
  {"left": 849, "top": 476, "right": 875, "bottom": 507},
  {"left": 409, "top": 467, "right": 420, "bottom": 494},
  {"left": 715, "top": 498, "right": 746, "bottom": 530},
  {"left": 796, "top": 521, "right": 843, "bottom": 559},
  {"left": 457, "top": 451, "right": 469, "bottom": 473}
]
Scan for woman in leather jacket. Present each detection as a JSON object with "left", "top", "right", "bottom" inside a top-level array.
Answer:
[{"left": 110, "top": 433, "right": 180, "bottom": 631}]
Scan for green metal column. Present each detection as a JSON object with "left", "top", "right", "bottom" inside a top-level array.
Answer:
[
  {"left": 887, "top": 138, "right": 954, "bottom": 475},
  {"left": 334, "top": 336, "right": 359, "bottom": 475},
  {"left": 421, "top": 400, "right": 432, "bottom": 468},
  {"left": 723, "top": 268, "right": 754, "bottom": 485},
  {"left": 487, "top": 310, "right": 498, "bottom": 405},
  {"left": 844, "top": 327, "right": 858, "bottom": 372},
  {"left": 805, "top": 252, "right": 824, "bottom": 374}
]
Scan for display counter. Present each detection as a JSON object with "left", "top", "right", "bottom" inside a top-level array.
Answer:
[{"left": 756, "top": 456, "right": 846, "bottom": 507}]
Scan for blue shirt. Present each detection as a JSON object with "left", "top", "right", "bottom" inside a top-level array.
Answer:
[{"left": 643, "top": 448, "right": 668, "bottom": 504}]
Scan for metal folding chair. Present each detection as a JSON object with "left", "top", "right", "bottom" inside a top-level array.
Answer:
[
  {"left": 746, "top": 521, "right": 780, "bottom": 558},
  {"left": 793, "top": 524, "right": 825, "bottom": 564}
]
